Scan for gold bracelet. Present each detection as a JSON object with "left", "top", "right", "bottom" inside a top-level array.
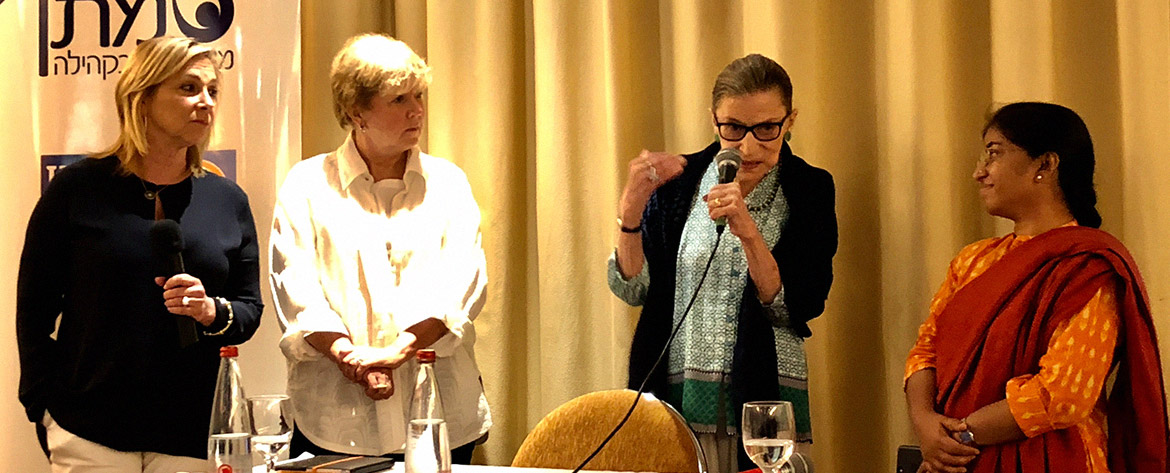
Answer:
[{"left": 203, "top": 297, "right": 234, "bottom": 336}]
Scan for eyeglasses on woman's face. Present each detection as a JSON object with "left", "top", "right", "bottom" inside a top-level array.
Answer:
[
  {"left": 714, "top": 110, "right": 792, "bottom": 142},
  {"left": 975, "top": 143, "right": 1029, "bottom": 172}
]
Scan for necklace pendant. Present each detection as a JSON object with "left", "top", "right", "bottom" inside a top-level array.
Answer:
[{"left": 144, "top": 190, "right": 156, "bottom": 200}]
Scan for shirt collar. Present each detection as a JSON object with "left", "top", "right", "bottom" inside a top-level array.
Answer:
[
  {"left": 402, "top": 145, "right": 428, "bottom": 184},
  {"left": 337, "top": 133, "right": 429, "bottom": 191}
]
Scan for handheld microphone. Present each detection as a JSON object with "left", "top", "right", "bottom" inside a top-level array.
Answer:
[
  {"left": 149, "top": 219, "right": 199, "bottom": 348},
  {"left": 713, "top": 148, "right": 742, "bottom": 232}
]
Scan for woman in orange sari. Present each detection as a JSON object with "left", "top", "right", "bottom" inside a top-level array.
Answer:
[{"left": 904, "top": 102, "right": 1169, "bottom": 473}]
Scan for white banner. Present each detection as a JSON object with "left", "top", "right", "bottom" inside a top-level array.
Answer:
[
  {"left": 0, "top": 2, "right": 300, "bottom": 469},
  {"left": 30, "top": 0, "right": 301, "bottom": 188}
]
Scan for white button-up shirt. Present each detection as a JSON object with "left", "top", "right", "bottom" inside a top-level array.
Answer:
[{"left": 269, "top": 135, "right": 490, "bottom": 454}]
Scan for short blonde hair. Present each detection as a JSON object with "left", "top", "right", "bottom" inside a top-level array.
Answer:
[
  {"left": 330, "top": 34, "right": 432, "bottom": 129},
  {"left": 96, "top": 36, "right": 219, "bottom": 176}
]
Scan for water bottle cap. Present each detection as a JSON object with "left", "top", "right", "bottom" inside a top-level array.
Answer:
[
  {"left": 416, "top": 349, "right": 436, "bottom": 363},
  {"left": 219, "top": 346, "right": 239, "bottom": 358}
]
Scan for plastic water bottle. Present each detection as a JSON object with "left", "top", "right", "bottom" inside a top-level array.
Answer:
[
  {"left": 208, "top": 346, "right": 252, "bottom": 473},
  {"left": 405, "top": 349, "right": 451, "bottom": 473}
]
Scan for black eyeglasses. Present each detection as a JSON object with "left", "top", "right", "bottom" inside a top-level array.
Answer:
[{"left": 715, "top": 110, "right": 792, "bottom": 142}]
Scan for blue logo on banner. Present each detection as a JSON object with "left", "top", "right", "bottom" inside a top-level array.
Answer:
[
  {"left": 41, "top": 151, "right": 238, "bottom": 193},
  {"left": 174, "top": 0, "right": 234, "bottom": 43},
  {"left": 38, "top": 0, "right": 236, "bottom": 78},
  {"left": 41, "top": 154, "right": 84, "bottom": 190}
]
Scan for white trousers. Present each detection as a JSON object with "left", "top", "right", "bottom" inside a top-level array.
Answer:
[{"left": 43, "top": 413, "right": 209, "bottom": 473}]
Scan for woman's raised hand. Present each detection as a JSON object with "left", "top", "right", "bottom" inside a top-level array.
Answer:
[{"left": 619, "top": 150, "right": 687, "bottom": 223}]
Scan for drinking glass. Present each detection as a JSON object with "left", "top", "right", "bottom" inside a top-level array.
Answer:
[
  {"left": 742, "top": 401, "right": 796, "bottom": 473},
  {"left": 249, "top": 395, "right": 294, "bottom": 472}
]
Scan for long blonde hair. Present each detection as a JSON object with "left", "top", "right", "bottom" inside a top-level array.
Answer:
[{"left": 95, "top": 36, "right": 219, "bottom": 177}]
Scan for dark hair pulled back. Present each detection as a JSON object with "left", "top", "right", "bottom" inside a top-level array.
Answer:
[
  {"left": 983, "top": 102, "right": 1101, "bottom": 228},
  {"left": 711, "top": 54, "right": 793, "bottom": 112}
]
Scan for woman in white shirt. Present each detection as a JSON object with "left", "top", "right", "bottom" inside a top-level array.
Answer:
[{"left": 269, "top": 33, "right": 490, "bottom": 463}]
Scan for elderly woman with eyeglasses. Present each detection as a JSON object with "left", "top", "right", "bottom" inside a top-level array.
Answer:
[{"left": 608, "top": 54, "right": 838, "bottom": 473}]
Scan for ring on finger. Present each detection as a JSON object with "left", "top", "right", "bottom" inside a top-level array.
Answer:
[
  {"left": 181, "top": 296, "right": 191, "bottom": 306},
  {"left": 713, "top": 197, "right": 722, "bottom": 206}
]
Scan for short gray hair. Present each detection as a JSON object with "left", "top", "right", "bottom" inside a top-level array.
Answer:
[{"left": 330, "top": 33, "right": 432, "bottom": 129}]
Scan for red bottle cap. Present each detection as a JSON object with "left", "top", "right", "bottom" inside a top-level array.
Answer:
[
  {"left": 220, "top": 346, "right": 239, "bottom": 358},
  {"left": 416, "top": 349, "right": 436, "bottom": 363}
]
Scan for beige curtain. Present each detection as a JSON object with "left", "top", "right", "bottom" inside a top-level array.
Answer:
[{"left": 300, "top": 1, "right": 1170, "bottom": 472}]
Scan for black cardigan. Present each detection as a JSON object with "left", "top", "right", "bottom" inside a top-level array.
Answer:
[
  {"left": 627, "top": 140, "right": 837, "bottom": 431},
  {"left": 16, "top": 157, "right": 263, "bottom": 458}
]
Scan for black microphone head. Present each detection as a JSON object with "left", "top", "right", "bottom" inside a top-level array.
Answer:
[
  {"left": 149, "top": 219, "right": 184, "bottom": 256},
  {"left": 715, "top": 147, "right": 742, "bottom": 184}
]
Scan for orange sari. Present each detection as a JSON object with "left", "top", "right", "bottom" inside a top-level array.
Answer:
[{"left": 905, "top": 226, "right": 1168, "bottom": 473}]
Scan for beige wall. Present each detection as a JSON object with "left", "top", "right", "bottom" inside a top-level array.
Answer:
[{"left": 302, "top": 2, "right": 1170, "bottom": 472}]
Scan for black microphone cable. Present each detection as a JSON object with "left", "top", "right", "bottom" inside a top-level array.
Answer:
[{"left": 572, "top": 231, "right": 724, "bottom": 473}]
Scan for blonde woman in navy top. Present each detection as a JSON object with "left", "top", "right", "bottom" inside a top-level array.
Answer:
[{"left": 17, "top": 37, "right": 262, "bottom": 472}]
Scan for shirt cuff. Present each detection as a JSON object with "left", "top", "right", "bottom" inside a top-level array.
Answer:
[
  {"left": 607, "top": 250, "right": 649, "bottom": 306},
  {"left": 1006, "top": 375, "right": 1053, "bottom": 438},
  {"left": 902, "top": 362, "right": 935, "bottom": 390},
  {"left": 280, "top": 309, "right": 351, "bottom": 361},
  {"left": 426, "top": 319, "right": 471, "bottom": 358},
  {"left": 293, "top": 307, "right": 351, "bottom": 336},
  {"left": 759, "top": 285, "right": 789, "bottom": 327}
]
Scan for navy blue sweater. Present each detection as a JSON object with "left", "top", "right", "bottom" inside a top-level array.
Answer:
[{"left": 17, "top": 157, "right": 263, "bottom": 459}]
